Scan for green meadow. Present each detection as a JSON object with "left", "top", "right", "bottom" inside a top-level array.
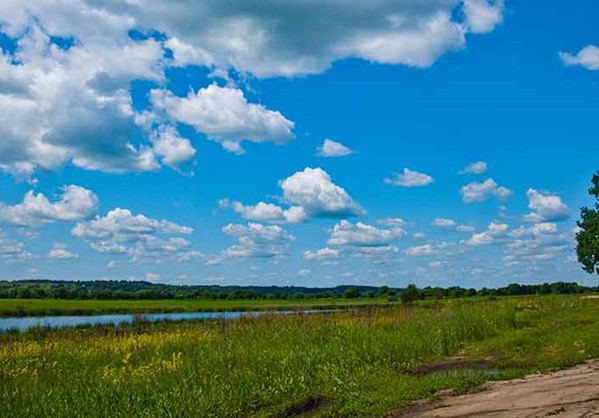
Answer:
[{"left": 2, "top": 295, "right": 599, "bottom": 417}]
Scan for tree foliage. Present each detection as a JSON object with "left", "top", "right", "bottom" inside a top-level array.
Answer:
[
  {"left": 400, "top": 284, "right": 422, "bottom": 305},
  {"left": 576, "top": 171, "right": 599, "bottom": 275}
]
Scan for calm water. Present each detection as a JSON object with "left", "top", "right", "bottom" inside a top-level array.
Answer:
[{"left": 0, "top": 310, "right": 322, "bottom": 332}]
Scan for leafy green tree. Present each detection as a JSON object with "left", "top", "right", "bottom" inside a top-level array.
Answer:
[
  {"left": 400, "top": 284, "right": 421, "bottom": 305},
  {"left": 576, "top": 172, "right": 599, "bottom": 274},
  {"left": 342, "top": 287, "right": 360, "bottom": 299},
  {"left": 377, "top": 286, "right": 390, "bottom": 296}
]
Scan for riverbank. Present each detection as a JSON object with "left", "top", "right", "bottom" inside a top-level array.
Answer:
[
  {"left": 0, "top": 297, "right": 391, "bottom": 317},
  {"left": 2, "top": 295, "right": 599, "bottom": 417}
]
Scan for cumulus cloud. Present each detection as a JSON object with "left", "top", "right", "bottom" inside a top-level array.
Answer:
[
  {"left": 221, "top": 223, "right": 294, "bottom": 259},
  {"left": 350, "top": 245, "right": 399, "bottom": 259},
  {"left": 316, "top": 139, "right": 353, "bottom": 157},
  {"left": 0, "top": 18, "right": 166, "bottom": 177},
  {"left": 70, "top": 1, "right": 502, "bottom": 77},
  {"left": 219, "top": 199, "right": 306, "bottom": 224},
  {"left": 560, "top": 45, "right": 599, "bottom": 71},
  {"left": 464, "top": 221, "right": 509, "bottom": 246},
  {"left": 73, "top": 208, "right": 192, "bottom": 240},
  {"left": 0, "top": 230, "right": 32, "bottom": 264},
  {"left": 280, "top": 168, "right": 365, "bottom": 218},
  {"left": 405, "top": 244, "right": 437, "bottom": 256},
  {"left": 0, "top": 1, "right": 504, "bottom": 177},
  {"left": 222, "top": 167, "right": 362, "bottom": 224},
  {"left": 460, "top": 178, "right": 512, "bottom": 203},
  {"left": 432, "top": 218, "right": 457, "bottom": 228},
  {"left": 72, "top": 208, "right": 199, "bottom": 263},
  {"left": 151, "top": 84, "right": 295, "bottom": 154},
  {"left": 384, "top": 168, "right": 434, "bottom": 187},
  {"left": 459, "top": 160, "right": 488, "bottom": 174},
  {"left": 377, "top": 219, "right": 409, "bottom": 230},
  {"left": 504, "top": 222, "right": 570, "bottom": 265},
  {"left": 303, "top": 247, "right": 340, "bottom": 261},
  {"left": 510, "top": 222, "right": 558, "bottom": 238},
  {"left": 0, "top": 185, "right": 98, "bottom": 227},
  {"left": 327, "top": 220, "right": 404, "bottom": 247},
  {"left": 47, "top": 243, "right": 78, "bottom": 260},
  {"left": 150, "top": 126, "right": 196, "bottom": 170},
  {"left": 463, "top": 0, "right": 504, "bottom": 34},
  {"left": 524, "top": 189, "right": 569, "bottom": 223}
]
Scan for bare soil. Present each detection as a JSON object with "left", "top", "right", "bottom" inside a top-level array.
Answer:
[{"left": 390, "top": 360, "right": 599, "bottom": 417}]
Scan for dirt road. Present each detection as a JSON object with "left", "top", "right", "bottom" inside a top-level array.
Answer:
[{"left": 392, "top": 360, "right": 599, "bottom": 417}]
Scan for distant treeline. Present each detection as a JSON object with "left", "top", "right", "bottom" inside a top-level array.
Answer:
[{"left": 0, "top": 280, "right": 597, "bottom": 300}]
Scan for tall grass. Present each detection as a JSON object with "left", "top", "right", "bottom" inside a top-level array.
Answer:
[
  {"left": 0, "top": 297, "right": 391, "bottom": 317},
  {"left": 2, "top": 296, "right": 599, "bottom": 417}
]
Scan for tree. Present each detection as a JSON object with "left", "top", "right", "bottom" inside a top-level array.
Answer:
[
  {"left": 576, "top": 172, "right": 599, "bottom": 275},
  {"left": 400, "top": 284, "right": 421, "bottom": 305},
  {"left": 342, "top": 287, "right": 359, "bottom": 299}
]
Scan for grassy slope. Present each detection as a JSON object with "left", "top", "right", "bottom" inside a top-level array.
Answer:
[
  {"left": 0, "top": 297, "right": 392, "bottom": 317},
  {"left": 2, "top": 296, "right": 599, "bottom": 417}
]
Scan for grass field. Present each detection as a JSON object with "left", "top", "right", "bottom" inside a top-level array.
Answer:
[
  {"left": 2, "top": 295, "right": 599, "bottom": 417},
  {"left": 0, "top": 297, "right": 392, "bottom": 317}
]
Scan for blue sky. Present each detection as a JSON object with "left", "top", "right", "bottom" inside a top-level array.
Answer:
[{"left": 0, "top": 0, "right": 597, "bottom": 288}]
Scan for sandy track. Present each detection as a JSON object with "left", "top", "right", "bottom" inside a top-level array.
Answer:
[{"left": 392, "top": 360, "right": 599, "bottom": 417}]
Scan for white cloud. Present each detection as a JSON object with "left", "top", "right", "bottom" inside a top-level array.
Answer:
[
  {"left": 327, "top": 220, "right": 404, "bottom": 247},
  {"left": 72, "top": 208, "right": 198, "bottom": 263},
  {"left": 0, "top": 230, "right": 32, "bottom": 264},
  {"left": 77, "top": 1, "right": 502, "bottom": 77},
  {"left": 47, "top": 242, "right": 78, "bottom": 259},
  {"left": 460, "top": 178, "right": 512, "bottom": 203},
  {"left": 524, "top": 189, "right": 569, "bottom": 223},
  {"left": 222, "top": 167, "right": 362, "bottom": 224},
  {"left": 0, "top": 1, "right": 505, "bottom": 177},
  {"left": 503, "top": 222, "right": 570, "bottom": 265},
  {"left": 0, "top": 1, "right": 505, "bottom": 178},
  {"left": 463, "top": 0, "right": 504, "bottom": 34},
  {"left": 405, "top": 244, "right": 437, "bottom": 256},
  {"left": 316, "top": 139, "right": 353, "bottom": 157},
  {"left": 432, "top": 218, "right": 457, "bottom": 228},
  {"left": 510, "top": 222, "right": 558, "bottom": 238},
  {"left": 560, "top": 45, "right": 599, "bottom": 71},
  {"left": 0, "top": 185, "right": 98, "bottom": 227},
  {"left": 378, "top": 218, "right": 408, "bottom": 228},
  {"left": 303, "top": 247, "right": 340, "bottom": 261},
  {"left": 151, "top": 84, "right": 295, "bottom": 154},
  {"left": 384, "top": 168, "right": 434, "bottom": 187},
  {"left": 73, "top": 208, "right": 192, "bottom": 240},
  {"left": 151, "top": 126, "right": 196, "bottom": 170},
  {"left": 130, "top": 236, "right": 200, "bottom": 264},
  {"left": 429, "top": 260, "right": 445, "bottom": 268},
  {"left": 464, "top": 221, "right": 508, "bottom": 246},
  {"left": 456, "top": 224, "right": 475, "bottom": 232},
  {"left": 219, "top": 199, "right": 306, "bottom": 224},
  {"left": 0, "top": 19, "right": 166, "bottom": 177},
  {"left": 459, "top": 160, "right": 488, "bottom": 174},
  {"left": 413, "top": 232, "right": 427, "bottom": 240},
  {"left": 221, "top": 223, "right": 294, "bottom": 259},
  {"left": 280, "top": 167, "right": 365, "bottom": 218}
]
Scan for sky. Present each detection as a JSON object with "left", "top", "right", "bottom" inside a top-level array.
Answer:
[{"left": 0, "top": 0, "right": 597, "bottom": 288}]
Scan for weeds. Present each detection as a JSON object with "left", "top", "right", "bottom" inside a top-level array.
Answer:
[{"left": 1, "top": 296, "right": 598, "bottom": 417}]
